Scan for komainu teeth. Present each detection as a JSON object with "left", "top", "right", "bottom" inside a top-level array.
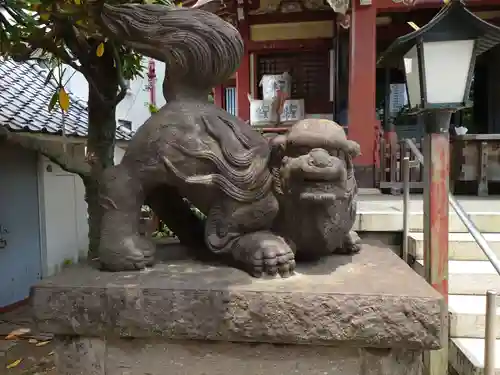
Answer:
[{"left": 300, "top": 192, "right": 346, "bottom": 201}]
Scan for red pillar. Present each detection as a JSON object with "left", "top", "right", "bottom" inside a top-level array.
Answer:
[
  {"left": 213, "top": 85, "right": 225, "bottom": 109},
  {"left": 236, "top": 54, "right": 251, "bottom": 122},
  {"left": 347, "top": 3, "right": 377, "bottom": 186},
  {"left": 423, "top": 111, "right": 451, "bottom": 302}
]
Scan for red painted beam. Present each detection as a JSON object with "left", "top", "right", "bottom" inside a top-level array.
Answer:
[
  {"left": 223, "top": 78, "right": 236, "bottom": 88},
  {"left": 376, "top": 0, "right": 500, "bottom": 13},
  {"left": 377, "top": 23, "right": 422, "bottom": 41},
  {"left": 249, "top": 10, "right": 335, "bottom": 24},
  {"left": 246, "top": 38, "right": 332, "bottom": 52}
]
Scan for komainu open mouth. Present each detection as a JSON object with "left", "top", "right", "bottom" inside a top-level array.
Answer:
[
  {"left": 300, "top": 192, "right": 341, "bottom": 201},
  {"left": 298, "top": 181, "right": 348, "bottom": 201}
]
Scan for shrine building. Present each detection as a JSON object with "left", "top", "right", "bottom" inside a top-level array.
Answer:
[{"left": 184, "top": 0, "right": 500, "bottom": 188}]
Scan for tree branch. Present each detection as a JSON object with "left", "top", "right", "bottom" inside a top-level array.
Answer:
[
  {"left": 63, "top": 24, "right": 90, "bottom": 70},
  {"left": 62, "top": 25, "right": 110, "bottom": 104},
  {"left": 0, "top": 127, "right": 91, "bottom": 177},
  {"left": 37, "top": 42, "right": 82, "bottom": 73},
  {"left": 77, "top": 40, "right": 127, "bottom": 106},
  {"left": 110, "top": 41, "right": 128, "bottom": 106},
  {"left": 15, "top": 33, "right": 83, "bottom": 73}
]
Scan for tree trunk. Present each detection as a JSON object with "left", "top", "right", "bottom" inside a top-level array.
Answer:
[
  {"left": 85, "top": 91, "right": 117, "bottom": 259},
  {"left": 84, "top": 52, "right": 119, "bottom": 259}
]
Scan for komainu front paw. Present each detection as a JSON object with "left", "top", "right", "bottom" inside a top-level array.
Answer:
[
  {"left": 99, "top": 235, "right": 156, "bottom": 271},
  {"left": 231, "top": 231, "right": 296, "bottom": 278},
  {"left": 334, "top": 230, "right": 361, "bottom": 255}
]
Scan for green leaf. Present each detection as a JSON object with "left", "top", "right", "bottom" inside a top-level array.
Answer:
[{"left": 48, "top": 91, "right": 58, "bottom": 112}]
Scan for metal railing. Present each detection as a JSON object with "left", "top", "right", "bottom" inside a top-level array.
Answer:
[{"left": 402, "top": 138, "right": 498, "bottom": 375}]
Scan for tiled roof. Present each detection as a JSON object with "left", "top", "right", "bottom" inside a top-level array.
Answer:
[{"left": 0, "top": 58, "right": 133, "bottom": 141}]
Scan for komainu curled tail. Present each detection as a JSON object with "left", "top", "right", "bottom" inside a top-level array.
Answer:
[
  {"left": 91, "top": 1, "right": 296, "bottom": 277},
  {"left": 89, "top": 0, "right": 243, "bottom": 98}
]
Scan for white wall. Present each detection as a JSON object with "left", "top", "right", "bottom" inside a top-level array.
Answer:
[
  {"left": 63, "top": 58, "right": 166, "bottom": 131},
  {"left": 40, "top": 144, "right": 126, "bottom": 276},
  {"left": 114, "top": 146, "right": 125, "bottom": 164}
]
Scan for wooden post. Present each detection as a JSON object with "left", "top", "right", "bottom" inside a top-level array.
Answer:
[
  {"left": 236, "top": 54, "right": 251, "bottom": 121},
  {"left": 236, "top": 2, "right": 251, "bottom": 122},
  {"left": 423, "top": 110, "right": 451, "bottom": 375},
  {"left": 347, "top": 2, "right": 377, "bottom": 186},
  {"left": 213, "top": 85, "right": 225, "bottom": 109},
  {"left": 423, "top": 111, "right": 450, "bottom": 299},
  {"left": 478, "top": 141, "right": 489, "bottom": 196}
]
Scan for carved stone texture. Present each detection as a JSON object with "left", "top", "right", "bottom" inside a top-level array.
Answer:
[
  {"left": 32, "top": 244, "right": 446, "bottom": 349},
  {"left": 271, "top": 119, "right": 361, "bottom": 260},
  {"left": 55, "top": 337, "right": 424, "bottom": 375}
]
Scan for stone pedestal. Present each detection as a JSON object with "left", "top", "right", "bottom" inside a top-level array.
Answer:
[{"left": 31, "top": 244, "right": 446, "bottom": 375}]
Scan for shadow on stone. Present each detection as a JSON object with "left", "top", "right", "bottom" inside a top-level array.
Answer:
[
  {"left": 154, "top": 240, "right": 356, "bottom": 278},
  {"left": 295, "top": 253, "right": 354, "bottom": 276}
]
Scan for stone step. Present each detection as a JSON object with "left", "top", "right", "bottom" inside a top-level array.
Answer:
[
  {"left": 450, "top": 295, "right": 500, "bottom": 339},
  {"left": 413, "top": 260, "right": 500, "bottom": 295},
  {"left": 450, "top": 338, "right": 500, "bottom": 375},
  {"left": 408, "top": 233, "right": 500, "bottom": 261},
  {"left": 354, "top": 211, "right": 500, "bottom": 233}
]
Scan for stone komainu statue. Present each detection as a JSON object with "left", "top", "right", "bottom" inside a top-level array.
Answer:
[
  {"left": 92, "top": 2, "right": 360, "bottom": 277},
  {"left": 269, "top": 119, "right": 361, "bottom": 260}
]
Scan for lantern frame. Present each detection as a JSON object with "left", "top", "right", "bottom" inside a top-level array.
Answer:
[{"left": 377, "top": 0, "right": 500, "bottom": 114}]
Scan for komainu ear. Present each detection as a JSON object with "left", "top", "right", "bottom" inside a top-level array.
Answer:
[
  {"left": 269, "top": 134, "right": 287, "bottom": 165},
  {"left": 345, "top": 140, "right": 361, "bottom": 157}
]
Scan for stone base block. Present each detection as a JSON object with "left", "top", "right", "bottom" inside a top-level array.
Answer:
[
  {"left": 32, "top": 244, "right": 445, "bottom": 350},
  {"left": 55, "top": 337, "right": 423, "bottom": 375}
]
